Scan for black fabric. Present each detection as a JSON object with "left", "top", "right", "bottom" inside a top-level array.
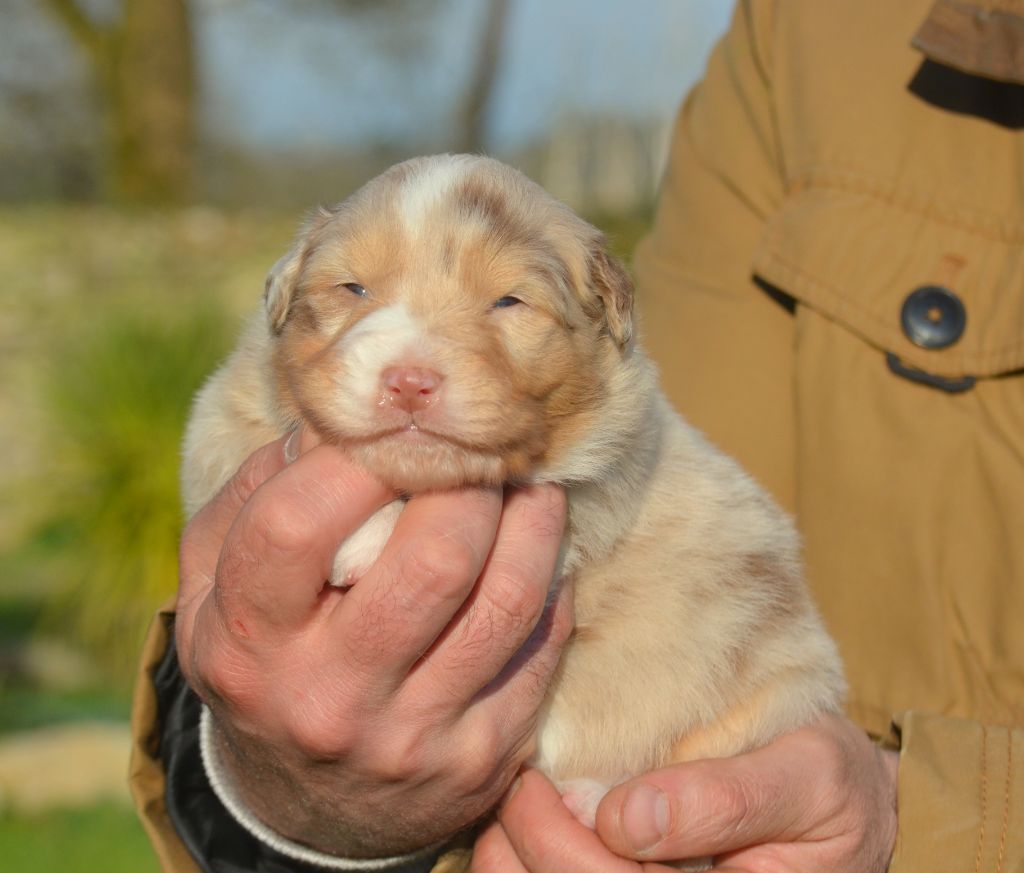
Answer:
[
  {"left": 753, "top": 276, "right": 797, "bottom": 315},
  {"left": 908, "top": 59, "right": 1024, "bottom": 129}
]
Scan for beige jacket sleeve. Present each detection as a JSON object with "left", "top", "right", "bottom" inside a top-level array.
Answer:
[{"left": 636, "top": 2, "right": 1024, "bottom": 871}]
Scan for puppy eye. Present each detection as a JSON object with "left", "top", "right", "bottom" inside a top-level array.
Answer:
[
  {"left": 493, "top": 295, "right": 522, "bottom": 309},
  {"left": 342, "top": 282, "right": 367, "bottom": 297}
]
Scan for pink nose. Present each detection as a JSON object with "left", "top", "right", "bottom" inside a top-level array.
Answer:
[{"left": 381, "top": 366, "right": 443, "bottom": 412}]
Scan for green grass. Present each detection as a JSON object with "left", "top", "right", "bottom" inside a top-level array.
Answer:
[
  {"left": 0, "top": 686, "right": 131, "bottom": 735},
  {"left": 0, "top": 803, "right": 159, "bottom": 873}
]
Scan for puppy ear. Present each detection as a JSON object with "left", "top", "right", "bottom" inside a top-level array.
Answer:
[
  {"left": 589, "top": 244, "right": 634, "bottom": 348},
  {"left": 264, "top": 206, "right": 335, "bottom": 333},
  {"left": 264, "top": 248, "right": 303, "bottom": 333}
]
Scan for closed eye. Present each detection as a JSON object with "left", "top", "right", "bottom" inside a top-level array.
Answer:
[{"left": 492, "top": 295, "right": 522, "bottom": 309}]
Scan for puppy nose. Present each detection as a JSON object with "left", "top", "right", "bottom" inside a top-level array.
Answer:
[{"left": 381, "top": 366, "right": 443, "bottom": 412}]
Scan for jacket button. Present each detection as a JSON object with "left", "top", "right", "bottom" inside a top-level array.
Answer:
[{"left": 900, "top": 285, "right": 966, "bottom": 349}]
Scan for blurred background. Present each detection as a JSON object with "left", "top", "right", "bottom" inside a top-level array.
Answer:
[{"left": 0, "top": 0, "right": 730, "bottom": 869}]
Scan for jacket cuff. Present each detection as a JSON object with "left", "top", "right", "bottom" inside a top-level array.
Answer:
[
  {"left": 888, "top": 710, "right": 1022, "bottom": 873},
  {"left": 199, "top": 706, "right": 443, "bottom": 871}
]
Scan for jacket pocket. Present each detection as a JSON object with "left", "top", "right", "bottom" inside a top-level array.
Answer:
[{"left": 751, "top": 180, "right": 1024, "bottom": 386}]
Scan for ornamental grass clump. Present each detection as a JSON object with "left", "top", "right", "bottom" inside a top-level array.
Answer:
[{"left": 31, "top": 303, "right": 230, "bottom": 677}]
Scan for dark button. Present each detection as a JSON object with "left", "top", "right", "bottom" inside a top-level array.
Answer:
[{"left": 900, "top": 285, "right": 966, "bottom": 349}]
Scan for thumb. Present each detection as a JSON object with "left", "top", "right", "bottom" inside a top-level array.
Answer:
[{"left": 594, "top": 729, "right": 829, "bottom": 861}]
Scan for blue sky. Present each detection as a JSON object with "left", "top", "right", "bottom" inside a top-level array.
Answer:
[{"left": 200, "top": 0, "right": 733, "bottom": 152}]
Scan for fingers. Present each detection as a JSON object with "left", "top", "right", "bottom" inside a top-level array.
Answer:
[
  {"left": 471, "top": 821, "right": 530, "bottom": 873},
  {"left": 464, "top": 571, "right": 574, "bottom": 752},
  {"left": 595, "top": 718, "right": 849, "bottom": 861},
  {"left": 495, "top": 769, "right": 646, "bottom": 873},
  {"left": 333, "top": 486, "right": 504, "bottom": 686},
  {"left": 198, "top": 441, "right": 394, "bottom": 636},
  {"left": 178, "top": 432, "right": 295, "bottom": 612},
  {"left": 415, "top": 484, "right": 569, "bottom": 701}
]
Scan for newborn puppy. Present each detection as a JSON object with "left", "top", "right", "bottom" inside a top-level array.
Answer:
[{"left": 183, "top": 154, "right": 844, "bottom": 867}]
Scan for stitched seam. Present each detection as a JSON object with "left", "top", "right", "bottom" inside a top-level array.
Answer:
[
  {"left": 791, "top": 168, "right": 1024, "bottom": 243},
  {"left": 995, "top": 728, "right": 1013, "bottom": 873},
  {"left": 760, "top": 241, "right": 1024, "bottom": 363},
  {"left": 974, "top": 725, "right": 989, "bottom": 873}
]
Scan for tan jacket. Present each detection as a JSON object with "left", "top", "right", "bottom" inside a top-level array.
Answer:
[
  {"left": 639, "top": 0, "right": 1024, "bottom": 870},
  {"left": 131, "top": 1, "right": 1024, "bottom": 870}
]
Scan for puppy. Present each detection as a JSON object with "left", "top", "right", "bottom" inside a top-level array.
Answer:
[{"left": 183, "top": 154, "right": 844, "bottom": 868}]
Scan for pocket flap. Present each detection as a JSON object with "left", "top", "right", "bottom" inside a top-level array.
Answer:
[{"left": 752, "top": 182, "right": 1024, "bottom": 379}]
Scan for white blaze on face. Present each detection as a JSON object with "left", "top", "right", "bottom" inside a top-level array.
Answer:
[
  {"left": 335, "top": 303, "right": 430, "bottom": 402},
  {"left": 398, "top": 157, "right": 473, "bottom": 236}
]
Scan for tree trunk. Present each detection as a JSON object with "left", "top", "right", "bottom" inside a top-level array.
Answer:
[
  {"left": 109, "top": 0, "right": 196, "bottom": 204},
  {"left": 455, "top": 0, "right": 511, "bottom": 154},
  {"left": 44, "top": 0, "right": 197, "bottom": 205}
]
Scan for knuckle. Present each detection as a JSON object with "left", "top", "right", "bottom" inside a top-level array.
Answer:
[
  {"left": 702, "top": 776, "right": 755, "bottom": 840},
  {"left": 482, "top": 564, "right": 546, "bottom": 635},
  {"left": 244, "top": 488, "right": 316, "bottom": 557},
  {"left": 375, "top": 731, "right": 431, "bottom": 783},
  {"left": 401, "top": 537, "right": 478, "bottom": 603},
  {"left": 285, "top": 704, "right": 356, "bottom": 760},
  {"left": 191, "top": 652, "right": 261, "bottom": 712},
  {"left": 805, "top": 725, "right": 851, "bottom": 788},
  {"left": 453, "top": 724, "right": 508, "bottom": 794}
]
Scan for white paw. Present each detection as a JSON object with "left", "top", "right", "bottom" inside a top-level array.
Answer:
[
  {"left": 554, "top": 777, "right": 612, "bottom": 830},
  {"left": 330, "top": 499, "right": 404, "bottom": 586}
]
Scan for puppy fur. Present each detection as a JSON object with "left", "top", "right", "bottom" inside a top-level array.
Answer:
[{"left": 183, "top": 154, "right": 844, "bottom": 837}]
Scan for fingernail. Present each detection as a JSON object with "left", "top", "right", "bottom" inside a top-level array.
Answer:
[
  {"left": 621, "top": 785, "right": 669, "bottom": 854},
  {"left": 283, "top": 425, "right": 303, "bottom": 464}
]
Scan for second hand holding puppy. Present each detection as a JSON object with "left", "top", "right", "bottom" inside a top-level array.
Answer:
[
  {"left": 474, "top": 714, "right": 898, "bottom": 873},
  {"left": 176, "top": 427, "right": 573, "bottom": 859}
]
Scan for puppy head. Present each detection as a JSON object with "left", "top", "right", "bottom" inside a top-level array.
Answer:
[{"left": 266, "top": 154, "right": 635, "bottom": 492}]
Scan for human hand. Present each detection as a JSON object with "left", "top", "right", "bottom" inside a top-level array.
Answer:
[
  {"left": 473, "top": 714, "right": 898, "bottom": 872},
  {"left": 175, "top": 428, "right": 572, "bottom": 859}
]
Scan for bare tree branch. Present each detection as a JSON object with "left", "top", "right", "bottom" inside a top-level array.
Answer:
[{"left": 41, "top": 0, "right": 112, "bottom": 66}]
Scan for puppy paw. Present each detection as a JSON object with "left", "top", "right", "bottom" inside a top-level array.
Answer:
[
  {"left": 330, "top": 499, "right": 404, "bottom": 586},
  {"left": 554, "top": 777, "right": 612, "bottom": 830}
]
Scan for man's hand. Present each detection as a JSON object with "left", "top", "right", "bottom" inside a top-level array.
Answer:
[
  {"left": 474, "top": 714, "right": 898, "bottom": 872},
  {"left": 175, "top": 429, "right": 572, "bottom": 859}
]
